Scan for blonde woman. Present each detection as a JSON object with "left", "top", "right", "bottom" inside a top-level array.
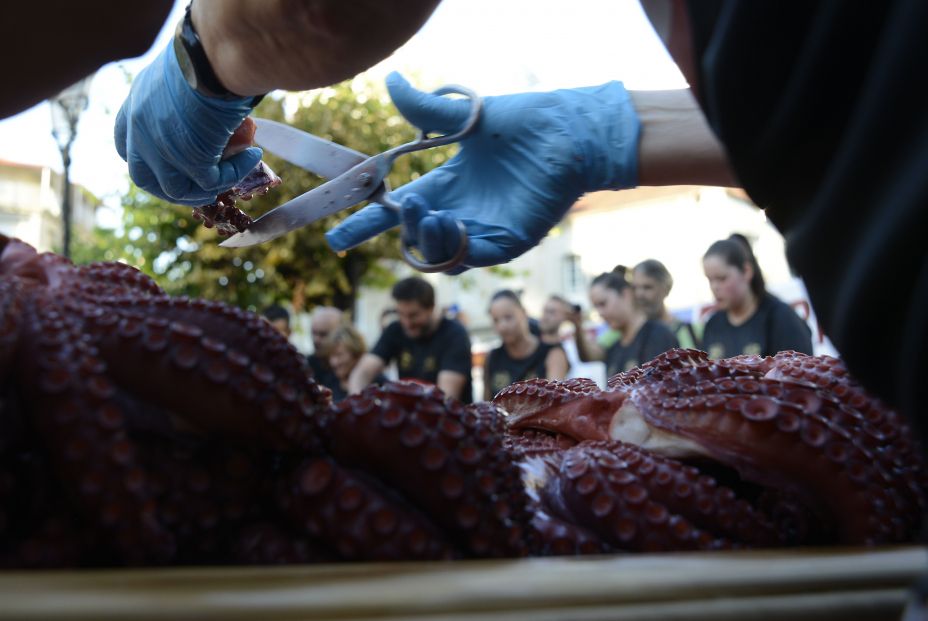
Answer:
[{"left": 327, "top": 323, "right": 387, "bottom": 400}]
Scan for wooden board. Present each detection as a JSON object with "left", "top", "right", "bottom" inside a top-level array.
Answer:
[{"left": 0, "top": 547, "right": 925, "bottom": 621}]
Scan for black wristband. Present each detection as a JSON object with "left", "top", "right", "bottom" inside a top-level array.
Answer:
[{"left": 174, "top": 3, "right": 264, "bottom": 106}]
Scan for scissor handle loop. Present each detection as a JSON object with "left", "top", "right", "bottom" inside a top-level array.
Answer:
[
  {"left": 412, "top": 85, "right": 482, "bottom": 149},
  {"left": 381, "top": 85, "right": 482, "bottom": 167},
  {"left": 379, "top": 192, "right": 470, "bottom": 273},
  {"left": 401, "top": 219, "right": 469, "bottom": 273}
]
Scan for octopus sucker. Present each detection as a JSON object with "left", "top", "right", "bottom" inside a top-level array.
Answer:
[{"left": 0, "top": 234, "right": 925, "bottom": 566}]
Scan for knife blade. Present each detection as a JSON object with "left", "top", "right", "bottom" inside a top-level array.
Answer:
[
  {"left": 219, "top": 158, "right": 384, "bottom": 248},
  {"left": 253, "top": 118, "right": 367, "bottom": 180}
]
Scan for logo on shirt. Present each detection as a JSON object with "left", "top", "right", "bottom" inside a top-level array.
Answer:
[
  {"left": 399, "top": 350, "right": 413, "bottom": 371},
  {"left": 423, "top": 356, "right": 437, "bottom": 373},
  {"left": 743, "top": 342, "right": 761, "bottom": 356},
  {"left": 492, "top": 371, "right": 511, "bottom": 392},
  {"left": 708, "top": 344, "right": 725, "bottom": 360}
]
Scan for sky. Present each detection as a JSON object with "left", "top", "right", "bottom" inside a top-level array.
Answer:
[{"left": 0, "top": 0, "right": 685, "bottom": 218}]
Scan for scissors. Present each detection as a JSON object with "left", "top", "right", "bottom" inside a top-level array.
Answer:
[{"left": 219, "top": 85, "right": 481, "bottom": 273}]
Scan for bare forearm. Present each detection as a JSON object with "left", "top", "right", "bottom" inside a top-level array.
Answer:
[
  {"left": 193, "top": 0, "right": 441, "bottom": 96},
  {"left": 546, "top": 350, "right": 569, "bottom": 380},
  {"left": 347, "top": 354, "right": 384, "bottom": 394},
  {"left": 437, "top": 371, "right": 467, "bottom": 401},
  {"left": 629, "top": 89, "right": 738, "bottom": 188}
]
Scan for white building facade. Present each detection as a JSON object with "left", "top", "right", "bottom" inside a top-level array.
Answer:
[{"left": 0, "top": 159, "right": 99, "bottom": 253}]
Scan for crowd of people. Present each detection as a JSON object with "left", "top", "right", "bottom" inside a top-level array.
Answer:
[{"left": 266, "top": 233, "right": 814, "bottom": 403}]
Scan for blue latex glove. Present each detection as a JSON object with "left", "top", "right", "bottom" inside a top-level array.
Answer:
[
  {"left": 326, "top": 72, "right": 640, "bottom": 273},
  {"left": 114, "top": 43, "right": 262, "bottom": 207}
]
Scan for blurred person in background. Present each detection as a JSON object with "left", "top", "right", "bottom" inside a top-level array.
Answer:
[
  {"left": 262, "top": 304, "right": 291, "bottom": 338},
  {"left": 327, "top": 323, "right": 387, "bottom": 401},
  {"left": 538, "top": 294, "right": 575, "bottom": 355},
  {"left": 484, "top": 290, "right": 568, "bottom": 399},
  {"left": 701, "top": 234, "right": 812, "bottom": 359},
  {"left": 575, "top": 271, "right": 679, "bottom": 377},
  {"left": 569, "top": 265, "right": 629, "bottom": 364},
  {"left": 380, "top": 307, "right": 399, "bottom": 330},
  {"left": 306, "top": 306, "right": 342, "bottom": 392},
  {"left": 349, "top": 277, "right": 473, "bottom": 402},
  {"left": 541, "top": 295, "right": 608, "bottom": 386},
  {"left": 633, "top": 259, "right": 701, "bottom": 349}
]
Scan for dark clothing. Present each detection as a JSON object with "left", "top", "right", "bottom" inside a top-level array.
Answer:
[
  {"left": 485, "top": 341, "right": 563, "bottom": 398},
  {"left": 669, "top": 318, "right": 701, "bottom": 350},
  {"left": 686, "top": 1, "right": 928, "bottom": 439},
  {"left": 329, "top": 373, "right": 388, "bottom": 402},
  {"left": 604, "top": 319, "right": 679, "bottom": 377},
  {"left": 307, "top": 353, "right": 339, "bottom": 395},
  {"left": 372, "top": 318, "right": 473, "bottom": 403},
  {"left": 702, "top": 294, "right": 813, "bottom": 359}
]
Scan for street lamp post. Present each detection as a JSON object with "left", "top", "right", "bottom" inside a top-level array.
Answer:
[{"left": 50, "top": 76, "right": 93, "bottom": 259}]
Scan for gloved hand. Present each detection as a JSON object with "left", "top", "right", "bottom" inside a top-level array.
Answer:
[
  {"left": 114, "top": 43, "right": 263, "bottom": 207},
  {"left": 325, "top": 72, "right": 641, "bottom": 273}
]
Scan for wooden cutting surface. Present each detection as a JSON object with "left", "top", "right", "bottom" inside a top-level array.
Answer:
[{"left": 0, "top": 546, "right": 925, "bottom": 621}]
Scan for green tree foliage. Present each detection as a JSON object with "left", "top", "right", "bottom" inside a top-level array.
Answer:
[{"left": 74, "top": 79, "right": 453, "bottom": 313}]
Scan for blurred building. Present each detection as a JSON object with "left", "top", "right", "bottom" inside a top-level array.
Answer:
[{"left": 0, "top": 159, "right": 100, "bottom": 252}]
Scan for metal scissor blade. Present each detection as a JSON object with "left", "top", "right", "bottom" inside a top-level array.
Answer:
[
  {"left": 219, "top": 160, "right": 382, "bottom": 248},
  {"left": 253, "top": 118, "right": 367, "bottom": 179}
]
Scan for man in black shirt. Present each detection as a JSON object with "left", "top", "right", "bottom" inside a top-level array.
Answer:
[{"left": 348, "top": 277, "right": 473, "bottom": 403}]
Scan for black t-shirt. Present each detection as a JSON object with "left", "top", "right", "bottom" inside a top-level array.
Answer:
[
  {"left": 604, "top": 319, "right": 679, "bottom": 377},
  {"left": 686, "top": 1, "right": 928, "bottom": 439},
  {"left": 307, "top": 353, "right": 339, "bottom": 394},
  {"left": 329, "top": 373, "right": 388, "bottom": 402},
  {"left": 702, "top": 294, "right": 813, "bottom": 360},
  {"left": 372, "top": 318, "right": 473, "bottom": 403},
  {"left": 485, "top": 341, "right": 563, "bottom": 398}
]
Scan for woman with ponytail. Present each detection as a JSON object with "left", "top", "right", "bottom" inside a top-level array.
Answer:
[
  {"left": 701, "top": 235, "right": 812, "bottom": 359},
  {"left": 575, "top": 271, "right": 679, "bottom": 377}
]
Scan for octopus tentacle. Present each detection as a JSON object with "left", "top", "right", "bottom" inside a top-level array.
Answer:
[
  {"left": 535, "top": 442, "right": 727, "bottom": 552},
  {"left": 530, "top": 509, "right": 611, "bottom": 556},
  {"left": 17, "top": 293, "right": 175, "bottom": 564},
  {"left": 535, "top": 441, "right": 784, "bottom": 551},
  {"left": 93, "top": 295, "right": 320, "bottom": 392},
  {"left": 70, "top": 262, "right": 164, "bottom": 297},
  {"left": 324, "top": 383, "right": 533, "bottom": 557},
  {"left": 135, "top": 437, "right": 269, "bottom": 564},
  {"left": 279, "top": 457, "right": 456, "bottom": 561},
  {"left": 498, "top": 377, "right": 627, "bottom": 444},
  {"left": 233, "top": 522, "right": 333, "bottom": 565},
  {"left": 84, "top": 303, "right": 329, "bottom": 451},
  {"left": 630, "top": 368, "right": 911, "bottom": 543},
  {"left": 0, "top": 279, "right": 24, "bottom": 379},
  {"left": 500, "top": 349, "right": 926, "bottom": 547}
]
